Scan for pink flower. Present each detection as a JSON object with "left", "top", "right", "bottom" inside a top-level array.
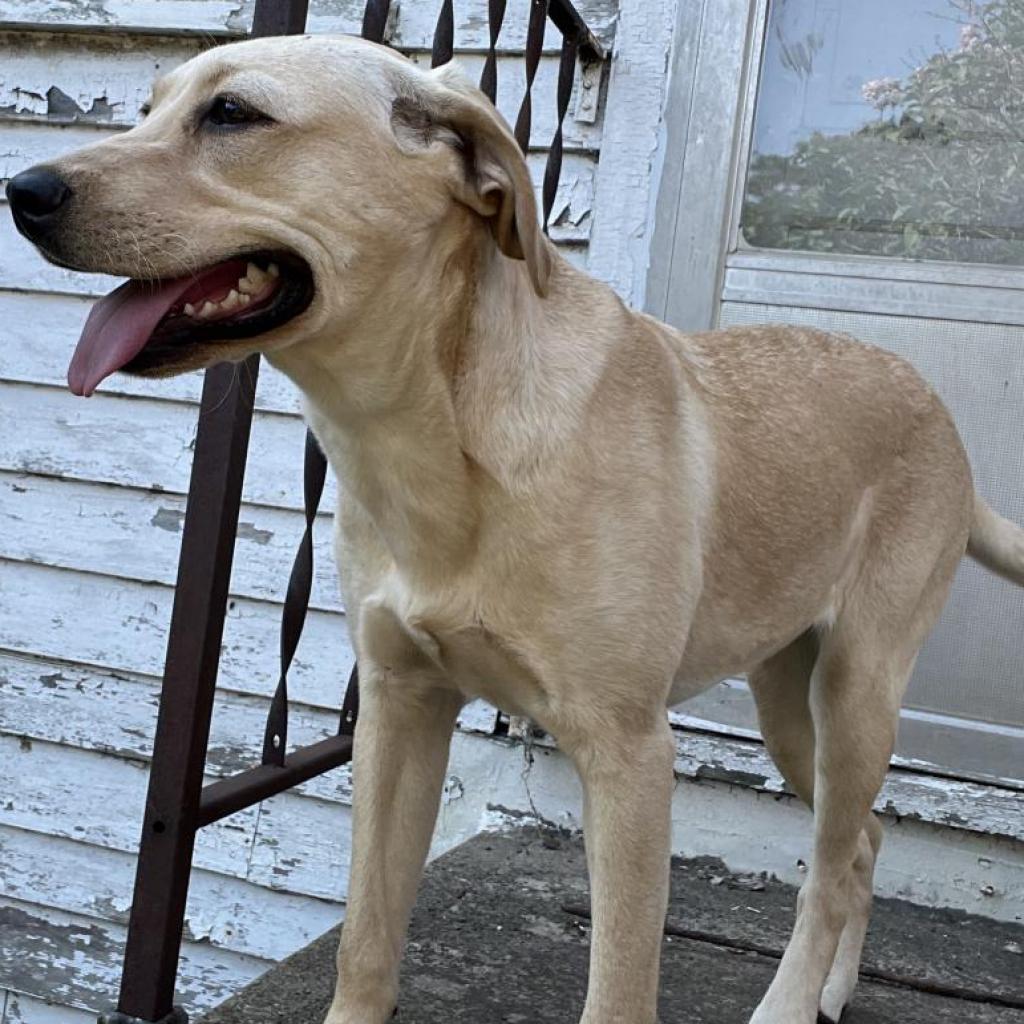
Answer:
[
  {"left": 861, "top": 76, "right": 903, "bottom": 110},
  {"left": 959, "top": 23, "right": 983, "bottom": 50}
]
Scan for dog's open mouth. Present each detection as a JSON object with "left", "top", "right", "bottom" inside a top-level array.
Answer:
[{"left": 67, "top": 250, "right": 314, "bottom": 396}]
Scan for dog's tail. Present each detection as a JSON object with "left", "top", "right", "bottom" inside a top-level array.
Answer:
[{"left": 968, "top": 496, "right": 1024, "bottom": 587}]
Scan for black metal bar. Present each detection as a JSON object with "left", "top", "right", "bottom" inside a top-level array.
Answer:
[
  {"left": 339, "top": 664, "right": 361, "bottom": 736},
  {"left": 262, "top": 431, "right": 328, "bottom": 766},
  {"left": 513, "top": 0, "right": 549, "bottom": 153},
  {"left": 432, "top": 0, "right": 455, "bottom": 66},
  {"left": 478, "top": 0, "right": 507, "bottom": 102},
  {"left": 252, "top": 0, "right": 310, "bottom": 35},
  {"left": 111, "top": 358, "right": 260, "bottom": 1024},
  {"left": 199, "top": 735, "right": 355, "bottom": 827},
  {"left": 542, "top": 34, "right": 576, "bottom": 230},
  {"left": 361, "top": 0, "right": 392, "bottom": 43},
  {"left": 547, "top": 0, "right": 604, "bottom": 61}
]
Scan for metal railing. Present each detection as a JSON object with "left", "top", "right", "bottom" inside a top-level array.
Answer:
[{"left": 99, "top": 1, "right": 602, "bottom": 1021}]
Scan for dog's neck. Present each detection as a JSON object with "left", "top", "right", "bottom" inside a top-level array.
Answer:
[{"left": 269, "top": 235, "right": 604, "bottom": 584}]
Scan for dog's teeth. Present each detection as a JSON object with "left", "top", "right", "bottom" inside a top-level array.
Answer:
[
  {"left": 221, "top": 289, "right": 241, "bottom": 312},
  {"left": 238, "top": 293, "right": 252, "bottom": 306},
  {"left": 199, "top": 301, "right": 218, "bottom": 319},
  {"left": 184, "top": 302, "right": 196, "bottom": 316},
  {"left": 239, "top": 262, "right": 268, "bottom": 294},
  {"left": 268, "top": 262, "right": 280, "bottom": 278}
]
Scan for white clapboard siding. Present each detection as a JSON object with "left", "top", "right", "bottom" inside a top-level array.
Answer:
[
  {"left": 0, "top": 897, "right": 267, "bottom": 1017},
  {"left": 0, "top": 560, "right": 355, "bottom": 708},
  {"left": 3, "top": 990, "right": 97, "bottom": 1024},
  {"left": 0, "top": 645, "right": 491, "bottom": 792},
  {"left": 0, "top": 734, "right": 258, "bottom": 877},
  {"left": 0, "top": 0, "right": 618, "bottom": 55},
  {"left": 0, "top": 734, "right": 355, "bottom": 903},
  {"left": 0, "top": 380, "right": 334, "bottom": 511},
  {"left": 0, "top": 825, "right": 345, "bottom": 961},
  {"left": 0, "top": 650, "right": 356, "bottom": 805},
  {"left": 0, "top": 472, "right": 343, "bottom": 611},
  {"left": 0, "top": 31, "right": 602, "bottom": 150}
]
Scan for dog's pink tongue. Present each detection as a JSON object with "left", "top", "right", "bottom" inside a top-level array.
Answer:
[{"left": 68, "top": 277, "right": 193, "bottom": 397}]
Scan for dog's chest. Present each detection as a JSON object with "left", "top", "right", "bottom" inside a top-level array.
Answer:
[{"left": 358, "top": 594, "right": 545, "bottom": 718}]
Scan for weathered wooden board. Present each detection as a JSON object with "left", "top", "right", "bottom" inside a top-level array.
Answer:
[
  {"left": 0, "top": 733, "right": 259, "bottom": 876},
  {"left": 0, "top": 472, "right": 343, "bottom": 611},
  {"left": 0, "top": 0, "right": 618, "bottom": 52},
  {"left": 0, "top": 824, "right": 345, "bottom": 961},
  {"left": 0, "top": 650, "right": 356, "bottom": 805},
  {"left": 247, "top": 790, "right": 353, "bottom": 901},
  {"left": 672, "top": 730, "right": 1024, "bottom": 845},
  {"left": 0, "top": 898, "right": 266, "bottom": 1018},
  {"left": 2, "top": 990, "right": 97, "bottom": 1024},
  {"left": 0, "top": 31, "right": 603, "bottom": 149},
  {"left": 0, "top": 380, "right": 334, "bottom": 511},
  {"left": 0, "top": 560, "right": 355, "bottom": 709},
  {"left": 0, "top": 732, "right": 355, "bottom": 903}
]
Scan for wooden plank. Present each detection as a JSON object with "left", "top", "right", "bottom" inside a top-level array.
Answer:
[
  {"left": 0, "top": 30, "right": 204, "bottom": 124},
  {"left": 0, "top": 652, "right": 493, "bottom": 802},
  {"left": 2, "top": 990, "right": 101, "bottom": 1024},
  {"left": 0, "top": 380, "right": 335, "bottom": 511},
  {"left": 0, "top": 560, "right": 355, "bottom": 709},
  {"left": 0, "top": 32, "right": 602, "bottom": 149},
  {"left": 0, "top": 0, "right": 619, "bottom": 52},
  {"left": 0, "top": 899, "right": 265, "bottom": 1018},
  {"left": 587, "top": 0, "right": 677, "bottom": 304},
  {"left": 0, "top": 733, "right": 258, "bottom": 877},
  {"left": 0, "top": 824, "right": 345, "bottom": 962},
  {"left": 0, "top": 472, "right": 343, "bottom": 611},
  {"left": 248, "top": 790, "right": 352, "bottom": 902},
  {"left": 0, "top": 650, "right": 355, "bottom": 805},
  {"left": 0, "top": 732, "right": 355, "bottom": 903}
]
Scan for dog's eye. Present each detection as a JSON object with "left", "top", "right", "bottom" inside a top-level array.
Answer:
[{"left": 204, "top": 95, "right": 270, "bottom": 128}]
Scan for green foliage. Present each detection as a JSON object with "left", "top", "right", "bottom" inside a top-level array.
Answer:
[{"left": 742, "top": 0, "right": 1024, "bottom": 264}]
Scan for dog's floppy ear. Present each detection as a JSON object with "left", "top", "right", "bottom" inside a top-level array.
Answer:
[{"left": 392, "top": 65, "right": 552, "bottom": 297}]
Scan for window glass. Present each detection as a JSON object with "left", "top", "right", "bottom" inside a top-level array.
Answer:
[{"left": 741, "top": 0, "right": 1024, "bottom": 265}]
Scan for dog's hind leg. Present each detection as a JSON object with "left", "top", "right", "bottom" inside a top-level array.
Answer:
[
  {"left": 561, "top": 711, "right": 677, "bottom": 1024},
  {"left": 749, "top": 624, "right": 910, "bottom": 1024},
  {"left": 749, "top": 632, "right": 884, "bottom": 1024},
  {"left": 749, "top": 492, "right": 967, "bottom": 1024},
  {"left": 325, "top": 656, "right": 463, "bottom": 1024}
]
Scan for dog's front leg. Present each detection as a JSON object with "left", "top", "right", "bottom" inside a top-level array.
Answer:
[
  {"left": 325, "top": 663, "right": 463, "bottom": 1024},
  {"left": 567, "top": 716, "right": 676, "bottom": 1024}
]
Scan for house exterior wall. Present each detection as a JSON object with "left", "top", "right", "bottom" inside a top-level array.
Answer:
[{"left": 1, "top": 3, "right": 1020, "bottom": 1023}]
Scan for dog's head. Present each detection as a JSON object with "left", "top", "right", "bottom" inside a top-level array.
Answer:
[{"left": 5, "top": 34, "right": 550, "bottom": 396}]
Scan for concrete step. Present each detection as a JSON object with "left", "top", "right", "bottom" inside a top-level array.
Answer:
[{"left": 201, "top": 827, "right": 1024, "bottom": 1024}]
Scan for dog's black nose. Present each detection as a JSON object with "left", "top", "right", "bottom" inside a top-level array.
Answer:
[{"left": 6, "top": 167, "right": 73, "bottom": 237}]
